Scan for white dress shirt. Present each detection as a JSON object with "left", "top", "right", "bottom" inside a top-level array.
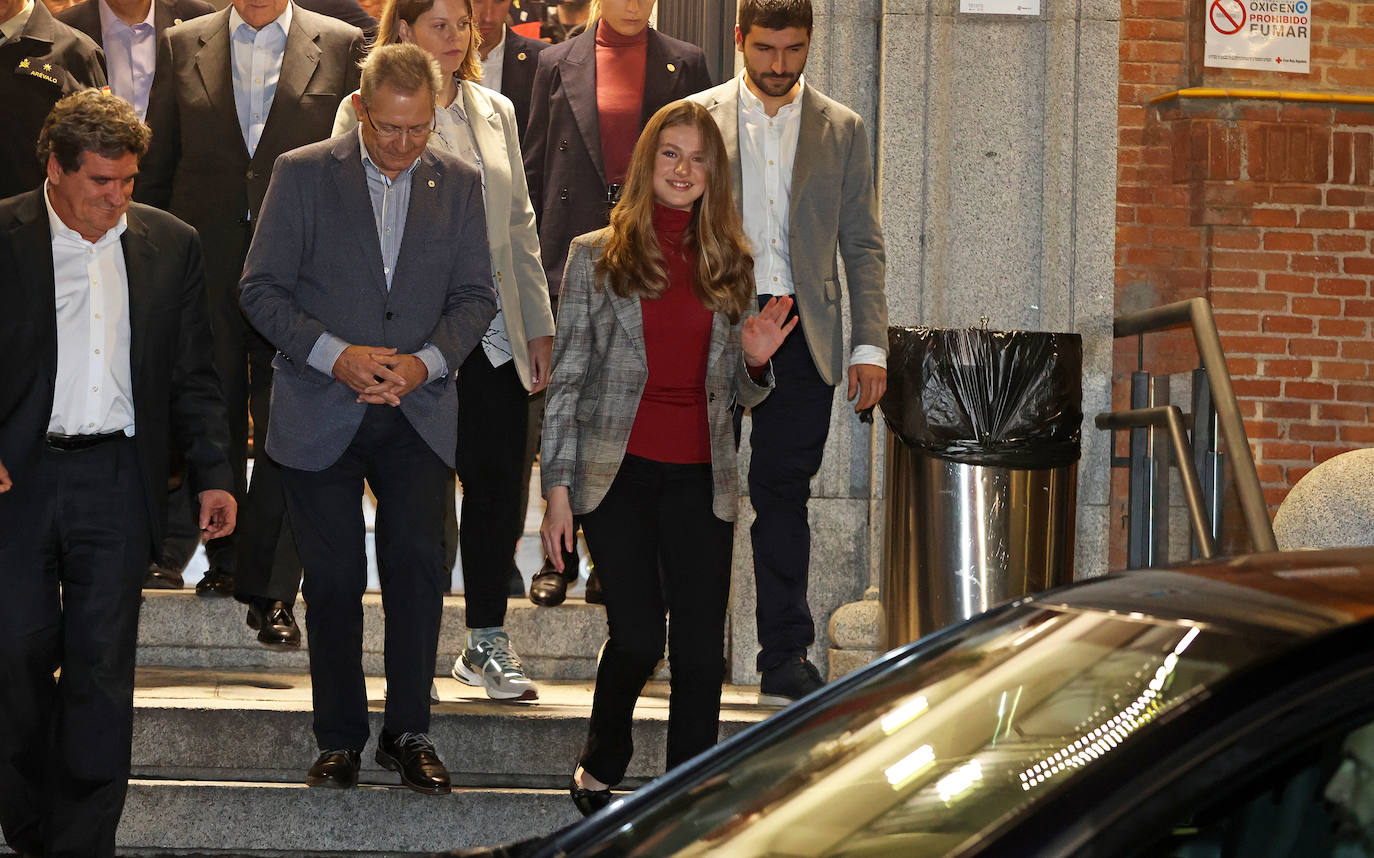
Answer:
[
  {"left": 736, "top": 72, "right": 886, "bottom": 369},
  {"left": 479, "top": 27, "right": 505, "bottom": 94},
  {"left": 0, "top": 0, "right": 34, "bottom": 41},
  {"left": 44, "top": 182, "right": 136, "bottom": 436},
  {"left": 229, "top": 1, "right": 291, "bottom": 157},
  {"left": 99, "top": 0, "right": 157, "bottom": 119}
]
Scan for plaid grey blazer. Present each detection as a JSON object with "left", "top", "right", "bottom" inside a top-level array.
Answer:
[{"left": 541, "top": 229, "right": 774, "bottom": 522}]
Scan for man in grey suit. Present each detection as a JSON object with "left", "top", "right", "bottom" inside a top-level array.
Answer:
[
  {"left": 690, "top": 0, "right": 889, "bottom": 706},
  {"left": 136, "top": 0, "right": 364, "bottom": 646},
  {"left": 240, "top": 44, "right": 496, "bottom": 795}
]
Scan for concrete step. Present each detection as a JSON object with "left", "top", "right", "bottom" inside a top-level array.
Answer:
[
  {"left": 138, "top": 591, "right": 608, "bottom": 679},
  {"left": 116, "top": 780, "right": 579, "bottom": 855},
  {"left": 132, "top": 669, "right": 771, "bottom": 786}
]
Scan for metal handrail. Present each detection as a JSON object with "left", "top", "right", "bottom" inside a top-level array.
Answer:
[
  {"left": 1095, "top": 406, "right": 1218, "bottom": 559},
  {"left": 1111, "top": 298, "right": 1278, "bottom": 553}
]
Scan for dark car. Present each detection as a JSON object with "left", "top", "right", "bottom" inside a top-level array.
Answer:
[{"left": 459, "top": 548, "right": 1374, "bottom": 858}]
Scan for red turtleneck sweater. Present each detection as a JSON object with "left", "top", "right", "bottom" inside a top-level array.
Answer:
[
  {"left": 595, "top": 21, "right": 648, "bottom": 186},
  {"left": 626, "top": 205, "right": 714, "bottom": 464}
]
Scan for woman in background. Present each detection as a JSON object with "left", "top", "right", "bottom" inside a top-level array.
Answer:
[
  {"left": 541, "top": 99, "right": 796, "bottom": 815},
  {"left": 334, "top": 0, "right": 554, "bottom": 703}
]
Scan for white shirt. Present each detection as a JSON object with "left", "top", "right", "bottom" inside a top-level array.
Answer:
[
  {"left": 0, "top": 0, "right": 34, "bottom": 41},
  {"left": 736, "top": 72, "right": 886, "bottom": 369},
  {"left": 479, "top": 26, "right": 505, "bottom": 94},
  {"left": 229, "top": 1, "right": 291, "bottom": 157},
  {"left": 99, "top": 0, "right": 157, "bottom": 119},
  {"left": 44, "top": 182, "right": 136, "bottom": 436}
]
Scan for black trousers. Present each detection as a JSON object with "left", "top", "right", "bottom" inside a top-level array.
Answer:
[
  {"left": 281, "top": 406, "right": 448, "bottom": 751},
  {"left": 456, "top": 350, "right": 529, "bottom": 628},
  {"left": 0, "top": 436, "right": 149, "bottom": 858},
  {"left": 577, "top": 455, "right": 733, "bottom": 785},
  {"left": 745, "top": 296, "right": 834, "bottom": 673}
]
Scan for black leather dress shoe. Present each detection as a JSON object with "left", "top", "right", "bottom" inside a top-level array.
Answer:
[
  {"left": 583, "top": 562, "right": 603, "bottom": 605},
  {"left": 306, "top": 749, "right": 360, "bottom": 788},
  {"left": 144, "top": 563, "right": 184, "bottom": 589},
  {"left": 569, "top": 775, "right": 613, "bottom": 817},
  {"left": 195, "top": 566, "right": 235, "bottom": 597},
  {"left": 507, "top": 563, "right": 526, "bottom": 598},
  {"left": 376, "top": 730, "right": 451, "bottom": 795},
  {"left": 246, "top": 598, "right": 302, "bottom": 650}
]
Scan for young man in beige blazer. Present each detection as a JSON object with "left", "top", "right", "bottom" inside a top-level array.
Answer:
[{"left": 690, "top": 0, "right": 889, "bottom": 705}]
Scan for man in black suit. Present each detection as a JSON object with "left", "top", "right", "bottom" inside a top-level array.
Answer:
[
  {"left": 296, "top": 0, "right": 375, "bottom": 43},
  {"left": 474, "top": 0, "right": 545, "bottom": 140},
  {"left": 0, "top": 90, "right": 234, "bottom": 858},
  {"left": 0, "top": 0, "right": 107, "bottom": 199}
]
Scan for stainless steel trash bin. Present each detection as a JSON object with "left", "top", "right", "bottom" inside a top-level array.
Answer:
[{"left": 879, "top": 326, "right": 1082, "bottom": 648}]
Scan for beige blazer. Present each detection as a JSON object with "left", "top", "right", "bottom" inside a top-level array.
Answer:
[
  {"left": 690, "top": 80, "right": 889, "bottom": 388},
  {"left": 334, "top": 80, "right": 555, "bottom": 389},
  {"left": 541, "top": 230, "right": 773, "bottom": 522}
]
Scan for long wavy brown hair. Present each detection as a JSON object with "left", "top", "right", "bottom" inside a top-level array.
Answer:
[
  {"left": 595, "top": 100, "right": 754, "bottom": 323},
  {"left": 377, "top": 0, "right": 483, "bottom": 83}
]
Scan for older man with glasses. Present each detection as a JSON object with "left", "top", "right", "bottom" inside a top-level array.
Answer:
[{"left": 239, "top": 42, "right": 496, "bottom": 795}]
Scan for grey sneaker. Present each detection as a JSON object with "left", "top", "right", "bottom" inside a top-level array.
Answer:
[{"left": 452, "top": 630, "right": 539, "bottom": 701}]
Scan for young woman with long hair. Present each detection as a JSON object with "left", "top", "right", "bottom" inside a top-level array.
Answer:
[
  {"left": 333, "top": 0, "right": 556, "bottom": 702},
  {"left": 540, "top": 99, "right": 796, "bottom": 815}
]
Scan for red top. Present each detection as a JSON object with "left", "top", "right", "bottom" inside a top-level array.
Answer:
[
  {"left": 595, "top": 22, "right": 647, "bottom": 186},
  {"left": 626, "top": 205, "right": 714, "bottom": 464}
]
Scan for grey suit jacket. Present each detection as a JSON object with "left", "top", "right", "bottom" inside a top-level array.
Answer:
[
  {"left": 541, "top": 230, "right": 773, "bottom": 522},
  {"left": 690, "top": 80, "right": 888, "bottom": 388},
  {"left": 136, "top": 4, "right": 365, "bottom": 299},
  {"left": 238, "top": 134, "right": 498, "bottom": 471}
]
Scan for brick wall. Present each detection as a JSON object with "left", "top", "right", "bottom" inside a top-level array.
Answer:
[{"left": 1115, "top": 0, "right": 1374, "bottom": 566}]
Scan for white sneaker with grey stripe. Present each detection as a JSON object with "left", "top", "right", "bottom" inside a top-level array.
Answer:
[{"left": 452, "top": 629, "right": 539, "bottom": 701}]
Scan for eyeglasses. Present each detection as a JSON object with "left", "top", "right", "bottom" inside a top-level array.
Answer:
[{"left": 361, "top": 104, "right": 435, "bottom": 142}]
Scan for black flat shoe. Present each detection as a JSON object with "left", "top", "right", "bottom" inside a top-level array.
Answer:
[
  {"left": 569, "top": 776, "right": 613, "bottom": 817},
  {"left": 144, "top": 563, "right": 184, "bottom": 590},
  {"left": 376, "top": 730, "right": 451, "bottom": 795},
  {"left": 306, "top": 749, "right": 360, "bottom": 788},
  {"left": 529, "top": 556, "right": 570, "bottom": 607},
  {"left": 195, "top": 566, "right": 235, "bottom": 597},
  {"left": 583, "top": 562, "right": 603, "bottom": 605},
  {"left": 246, "top": 598, "right": 302, "bottom": 650}
]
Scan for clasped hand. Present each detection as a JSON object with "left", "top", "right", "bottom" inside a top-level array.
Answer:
[
  {"left": 333, "top": 345, "right": 426, "bottom": 406},
  {"left": 741, "top": 295, "right": 799, "bottom": 369}
]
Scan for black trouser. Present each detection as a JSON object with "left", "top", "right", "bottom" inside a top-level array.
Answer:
[
  {"left": 577, "top": 455, "right": 733, "bottom": 785},
  {"left": 745, "top": 296, "right": 833, "bottom": 673},
  {"left": 282, "top": 406, "right": 448, "bottom": 751},
  {"left": 0, "top": 436, "right": 149, "bottom": 858},
  {"left": 456, "top": 350, "right": 529, "bottom": 628},
  {"left": 155, "top": 466, "right": 201, "bottom": 573}
]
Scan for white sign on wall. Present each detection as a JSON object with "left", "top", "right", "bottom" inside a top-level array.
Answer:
[
  {"left": 960, "top": 0, "right": 1041, "bottom": 16},
  {"left": 1205, "top": 0, "right": 1311, "bottom": 73}
]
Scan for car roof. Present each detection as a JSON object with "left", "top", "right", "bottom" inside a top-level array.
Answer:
[{"left": 1034, "top": 546, "right": 1374, "bottom": 637}]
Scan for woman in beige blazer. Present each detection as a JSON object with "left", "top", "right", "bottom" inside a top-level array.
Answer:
[
  {"left": 540, "top": 100, "right": 796, "bottom": 816},
  {"left": 334, "top": 0, "right": 555, "bottom": 703}
]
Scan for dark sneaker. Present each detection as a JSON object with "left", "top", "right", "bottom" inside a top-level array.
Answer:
[
  {"left": 758, "top": 658, "right": 825, "bottom": 707},
  {"left": 376, "top": 731, "right": 451, "bottom": 795}
]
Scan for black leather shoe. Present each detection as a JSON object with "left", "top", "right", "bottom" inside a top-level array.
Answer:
[
  {"left": 195, "top": 566, "right": 235, "bottom": 597},
  {"left": 306, "top": 749, "right": 360, "bottom": 788},
  {"left": 583, "top": 562, "right": 603, "bottom": 605},
  {"left": 569, "top": 775, "right": 613, "bottom": 817},
  {"left": 376, "top": 731, "right": 451, "bottom": 794},
  {"left": 507, "top": 562, "right": 526, "bottom": 598},
  {"left": 144, "top": 563, "right": 184, "bottom": 589},
  {"left": 246, "top": 598, "right": 302, "bottom": 650},
  {"left": 529, "top": 558, "right": 569, "bottom": 607},
  {"left": 758, "top": 658, "right": 825, "bottom": 707}
]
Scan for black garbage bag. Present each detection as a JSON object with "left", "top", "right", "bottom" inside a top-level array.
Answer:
[{"left": 880, "top": 326, "right": 1083, "bottom": 468}]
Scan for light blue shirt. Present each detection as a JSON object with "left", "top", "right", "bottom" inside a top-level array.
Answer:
[
  {"left": 98, "top": 0, "right": 156, "bottom": 119},
  {"left": 229, "top": 2, "right": 291, "bottom": 156},
  {"left": 304, "top": 127, "right": 446, "bottom": 383}
]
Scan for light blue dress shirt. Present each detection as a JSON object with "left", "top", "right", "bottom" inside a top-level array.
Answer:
[
  {"left": 228, "top": 2, "right": 291, "bottom": 156},
  {"left": 98, "top": 0, "right": 156, "bottom": 119},
  {"left": 305, "top": 127, "right": 446, "bottom": 384}
]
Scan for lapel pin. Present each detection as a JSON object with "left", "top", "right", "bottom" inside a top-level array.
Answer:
[
  {"left": 174, "top": 17, "right": 182, "bottom": 24},
  {"left": 428, "top": 179, "right": 436, "bottom": 188},
  {"left": 517, "top": 51, "right": 527, "bottom": 61},
  {"left": 667, "top": 62, "right": 676, "bottom": 72}
]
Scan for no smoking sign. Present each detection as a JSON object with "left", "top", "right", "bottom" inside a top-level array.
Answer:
[{"left": 1209, "top": 0, "right": 1245, "bottom": 34}]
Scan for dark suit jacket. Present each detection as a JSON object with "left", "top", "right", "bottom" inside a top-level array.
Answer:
[
  {"left": 0, "top": 2, "right": 107, "bottom": 199},
  {"left": 0, "top": 191, "right": 232, "bottom": 550},
  {"left": 497, "top": 28, "right": 545, "bottom": 141},
  {"left": 135, "top": 5, "right": 365, "bottom": 303},
  {"left": 57, "top": 0, "right": 217, "bottom": 61},
  {"left": 294, "top": 0, "right": 376, "bottom": 43},
  {"left": 238, "top": 133, "right": 498, "bottom": 471},
  {"left": 522, "top": 21, "right": 711, "bottom": 295}
]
